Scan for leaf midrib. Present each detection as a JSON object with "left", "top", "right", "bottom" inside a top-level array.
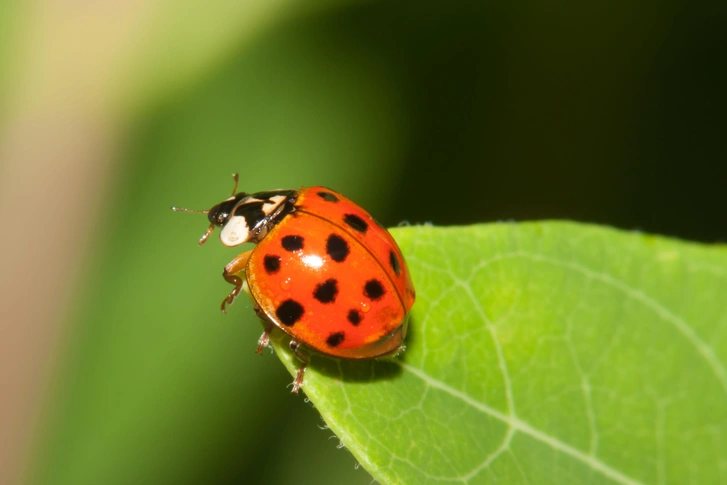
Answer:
[
  {"left": 374, "top": 247, "right": 723, "bottom": 484},
  {"left": 399, "top": 364, "right": 645, "bottom": 485}
]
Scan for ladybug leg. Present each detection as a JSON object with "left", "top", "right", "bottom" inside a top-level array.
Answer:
[
  {"left": 221, "top": 250, "right": 252, "bottom": 313},
  {"left": 289, "top": 340, "right": 310, "bottom": 394},
  {"left": 256, "top": 322, "right": 274, "bottom": 354}
]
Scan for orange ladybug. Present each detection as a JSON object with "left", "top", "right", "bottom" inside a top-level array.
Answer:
[{"left": 174, "top": 175, "right": 415, "bottom": 392}]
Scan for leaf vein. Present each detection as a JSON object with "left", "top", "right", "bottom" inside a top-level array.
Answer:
[
  {"left": 516, "top": 252, "right": 727, "bottom": 395},
  {"left": 401, "top": 363, "right": 646, "bottom": 485}
]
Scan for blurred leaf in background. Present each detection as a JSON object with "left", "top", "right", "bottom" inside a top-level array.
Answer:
[{"left": 0, "top": 0, "right": 724, "bottom": 484}]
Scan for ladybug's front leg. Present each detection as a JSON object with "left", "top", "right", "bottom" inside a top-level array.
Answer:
[
  {"left": 288, "top": 340, "right": 310, "bottom": 394},
  {"left": 221, "top": 250, "right": 252, "bottom": 313}
]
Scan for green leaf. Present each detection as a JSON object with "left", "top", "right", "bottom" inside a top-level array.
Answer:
[{"left": 271, "top": 221, "right": 727, "bottom": 485}]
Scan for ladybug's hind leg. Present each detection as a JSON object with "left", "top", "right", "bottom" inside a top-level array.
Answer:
[
  {"left": 289, "top": 340, "right": 310, "bottom": 394},
  {"left": 221, "top": 250, "right": 252, "bottom": 313}
]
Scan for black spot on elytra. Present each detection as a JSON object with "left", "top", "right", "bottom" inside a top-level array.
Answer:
[
  {"left": 326, "top": 332, "right": 345, "bottom": 347},
  {"left": 313, "top": 278, "right": 338, "bottom": 303},
  {"left": 281, "top": 235, "right": 304, "bottom": 251},
  {"left": 347, "top": 309, "right": 361, "bottom": 326},
  {"left": 263, "top": 254, "right": 281, "bottom": 274},
  {"left": 389, "top": 250, "right": 401, "bottom": 276},
  {"left": 364, "top": 279, "right": 385, "bottom": 300},
  {"left": 317, "top": 191, "right": 339, "bottom": 202},
  {"left": 326, "top": 234, "right": 349, "bottom": 262},
  {"left": 343, "top": 214, "right": 368, "bottom": 233},
  {"left": 276, "top": 299, "right": 304, "bottom": 326}
]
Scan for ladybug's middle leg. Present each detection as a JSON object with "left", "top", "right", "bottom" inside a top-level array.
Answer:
[
  {"left": 221, "top": 250, "right": 252, "bottom": 313},
  {"left": 256, "top": 321, "right": 274, "bottom": 354}
]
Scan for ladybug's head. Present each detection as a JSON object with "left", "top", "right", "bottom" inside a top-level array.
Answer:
[
  {"left": 206, "top": 194, "right": 249, "bottom": 227},
  {"left": 171, "top": 173, "right": 247, "bottom": 246},
  {"left": 172, "top": 174, "right": 297, "bottom": 247}
]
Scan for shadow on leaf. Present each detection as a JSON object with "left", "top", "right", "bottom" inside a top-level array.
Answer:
[{"left": 308, "top": 314, "right": 419, "bottom": 385}]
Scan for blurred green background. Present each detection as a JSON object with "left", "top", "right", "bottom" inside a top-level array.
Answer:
[{"left": 1, "top": 0, "right": 725, "bottom": 484}]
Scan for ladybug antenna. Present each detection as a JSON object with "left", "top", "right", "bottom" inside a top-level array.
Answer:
[
  {"left": 230, "top": 172, "right": 239, "bottom": 196},
  {"left": 172, "top": 173, "right": 240, "bottom": 246},
  {"left": 171, "top": 206, "right": 215, "bottom": 245},
  {"left": 170, "top": 206, "right": 209, "bottom": 214},
  {"left": 170, "top": 173, "right": 239, "bottom": 214}
]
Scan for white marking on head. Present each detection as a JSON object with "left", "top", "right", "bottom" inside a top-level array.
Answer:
[{"left": 220, "top": 215, "right": 250, "bottom": 247}]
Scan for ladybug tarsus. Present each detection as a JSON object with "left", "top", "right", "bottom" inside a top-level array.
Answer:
[
  {"left": 291, "top": 365, "right": 306, "bottom": 394},
  {"left": 289, "top": 339, "right": 309, "bottom": 394},
  {"left": 256, "top": 323, "right": 274, "bottom": 354},
  {"left": 220, "top": 295, "right": 232, "bottom": 314},
  {"left": 220, "top": 286, "right": 238, "bottom": 313}
]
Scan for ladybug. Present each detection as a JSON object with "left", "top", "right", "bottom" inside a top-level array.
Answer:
[{"left": 173, "top": 174, "right": 415, "bottom": 393}]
